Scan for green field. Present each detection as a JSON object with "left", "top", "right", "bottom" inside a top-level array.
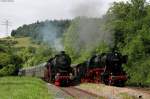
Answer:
[
  {"left": 13, "top": 37, "right": 39, "bottom": 48},
  {"left": 0, "top": 37, "right": 40, "bottom": 48},
  {"left": 0, "top": 77, "right": 53, "bottom": 99}
]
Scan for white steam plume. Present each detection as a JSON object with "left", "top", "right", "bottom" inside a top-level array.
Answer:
[{"left": 39, "top": 22, "right": 64, "bottom": 51}]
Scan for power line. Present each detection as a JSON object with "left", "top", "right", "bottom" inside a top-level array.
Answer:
[{"left": 1, "top": 20, "right": 12, "bottom": 36}]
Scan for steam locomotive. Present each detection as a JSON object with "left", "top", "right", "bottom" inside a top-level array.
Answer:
[
  {"left": 44, "top": 51, "right": 73, "bottom": 86},
  {"left": 73, "top": 52, "right": 128, "bottom": 86},
  {"left": 100, "top": 52, "right": 128, "bottom": 86},
  {"left": 73, "top": 54, "right": 105, "bottom": 83}
]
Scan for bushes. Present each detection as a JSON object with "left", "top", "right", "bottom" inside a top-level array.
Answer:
[
  {"left": 0, "top": 64, "right": 15, "bottom": 76},
  {"left": 0, "top": 44, "right": 23, "bottom": 76},
  {"left": 0, "top": 53, "right": 11, "bottom": 68},
  {"left": 17, "top": 46, "right": 53, "bottom": 67},
  {"left": 126, "top": 57, "right": 150, "bottom": 86},
  {"left": 0, "top": 53, "right": 22, "bottom": 76}
]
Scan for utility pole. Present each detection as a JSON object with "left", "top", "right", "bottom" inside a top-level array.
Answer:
[{"left": 1, "top": 20, "right": 11, "bottom": 36}]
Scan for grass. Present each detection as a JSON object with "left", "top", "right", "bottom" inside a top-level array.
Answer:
[
  {"left": 118, "top": 93, "right": 138, "bottom": 99},
  {"left": 78, "top": 83, "right": 106, "bottom": 91},
  {"left": 13, "top": 37, "right": 39, "bottom": 48},
  {"left": 0, "top": 77, "right": 53, "bottom": 99},
  {"left": 0, "top": 37, "right": 40, "bottom": 48}
]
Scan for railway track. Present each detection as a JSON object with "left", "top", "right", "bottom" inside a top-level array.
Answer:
[{"left": 60, "top": 87, "right": 101, "bottom": 99}]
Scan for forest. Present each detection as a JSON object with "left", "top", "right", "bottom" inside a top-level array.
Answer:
[{"left": 0, "top": 0, "right": 150, "bottom": 86}]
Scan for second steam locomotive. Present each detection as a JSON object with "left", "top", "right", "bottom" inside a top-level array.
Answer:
[{"left": 44, "top": 51, "right": 128, "bottom": 87}]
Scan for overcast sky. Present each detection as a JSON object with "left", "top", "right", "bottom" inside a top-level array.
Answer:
[{"left": 0, "top": 0, "right": 125, "bottom": 37}]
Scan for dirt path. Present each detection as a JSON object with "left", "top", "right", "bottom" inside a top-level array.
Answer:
[{"left": 75, "top": 83, "right": 150, "bottom": 99}]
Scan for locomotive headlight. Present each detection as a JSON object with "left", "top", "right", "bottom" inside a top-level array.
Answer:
[
  {"left": 55, "top": 76, "right": 57, "bottom": 79},
  {"left": 55, "top": 73, "right": 60, "bottom": 80},
  {"left": 69, "top": 73, "right": 73, "bottom": 80},
  {"left": 111, "top": 76, "right": 115, "bottom": 79},
  {"left": 110, "top": 73, "right": 113, "bottom": 75},
  {"left": 56, "top": 73, "right": 60, "bottom": 76},
  {"left": 69, "top": 73, "right": 72, "bottom": 76}
]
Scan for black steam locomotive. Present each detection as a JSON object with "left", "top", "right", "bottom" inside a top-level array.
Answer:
[
  {"left": 73, "top": 51, "right": 128, "bottom": 86},
  {"left": 44, "top": 51, "right": 73, "bottom": 86},
  {"left": 73, "top": 54, "right": 105, "bottom": 83},
  {"left": 100, "top": 52, "right": 128, "bottom": 86}
]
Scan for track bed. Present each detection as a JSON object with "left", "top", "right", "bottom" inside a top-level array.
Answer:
[
  {"left": 60, "top": 87, "right": 101, "bottom": 99},
  {"left": 47, "top": 83, "right": 103, "bottom": 99}
]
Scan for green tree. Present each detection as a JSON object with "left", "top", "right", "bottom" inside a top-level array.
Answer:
[{"left": 107, "top": 0, "right": 150, "bottom": 86}]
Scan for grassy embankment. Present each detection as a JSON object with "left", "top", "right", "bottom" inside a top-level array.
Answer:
[
  {"left": 0, "top": 37, "right": 40, "bottom": 48},
  {"left": 0, "top": 77, "right": 53, "bottom": 99}
]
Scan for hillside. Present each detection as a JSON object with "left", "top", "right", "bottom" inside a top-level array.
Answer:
[
  {"left": 0, "top": 37, "right": 54, "bottom": 76},
  {"left": 0, "top": 37, "right": 40, "bottom": 48},
  {"left": 11, "top": 20, "right": 71, "bottom": 45}
]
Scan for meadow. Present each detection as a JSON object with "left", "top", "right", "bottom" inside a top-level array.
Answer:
[{"left": 0, "top": 77, "right": 53, "bottom": 99}]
